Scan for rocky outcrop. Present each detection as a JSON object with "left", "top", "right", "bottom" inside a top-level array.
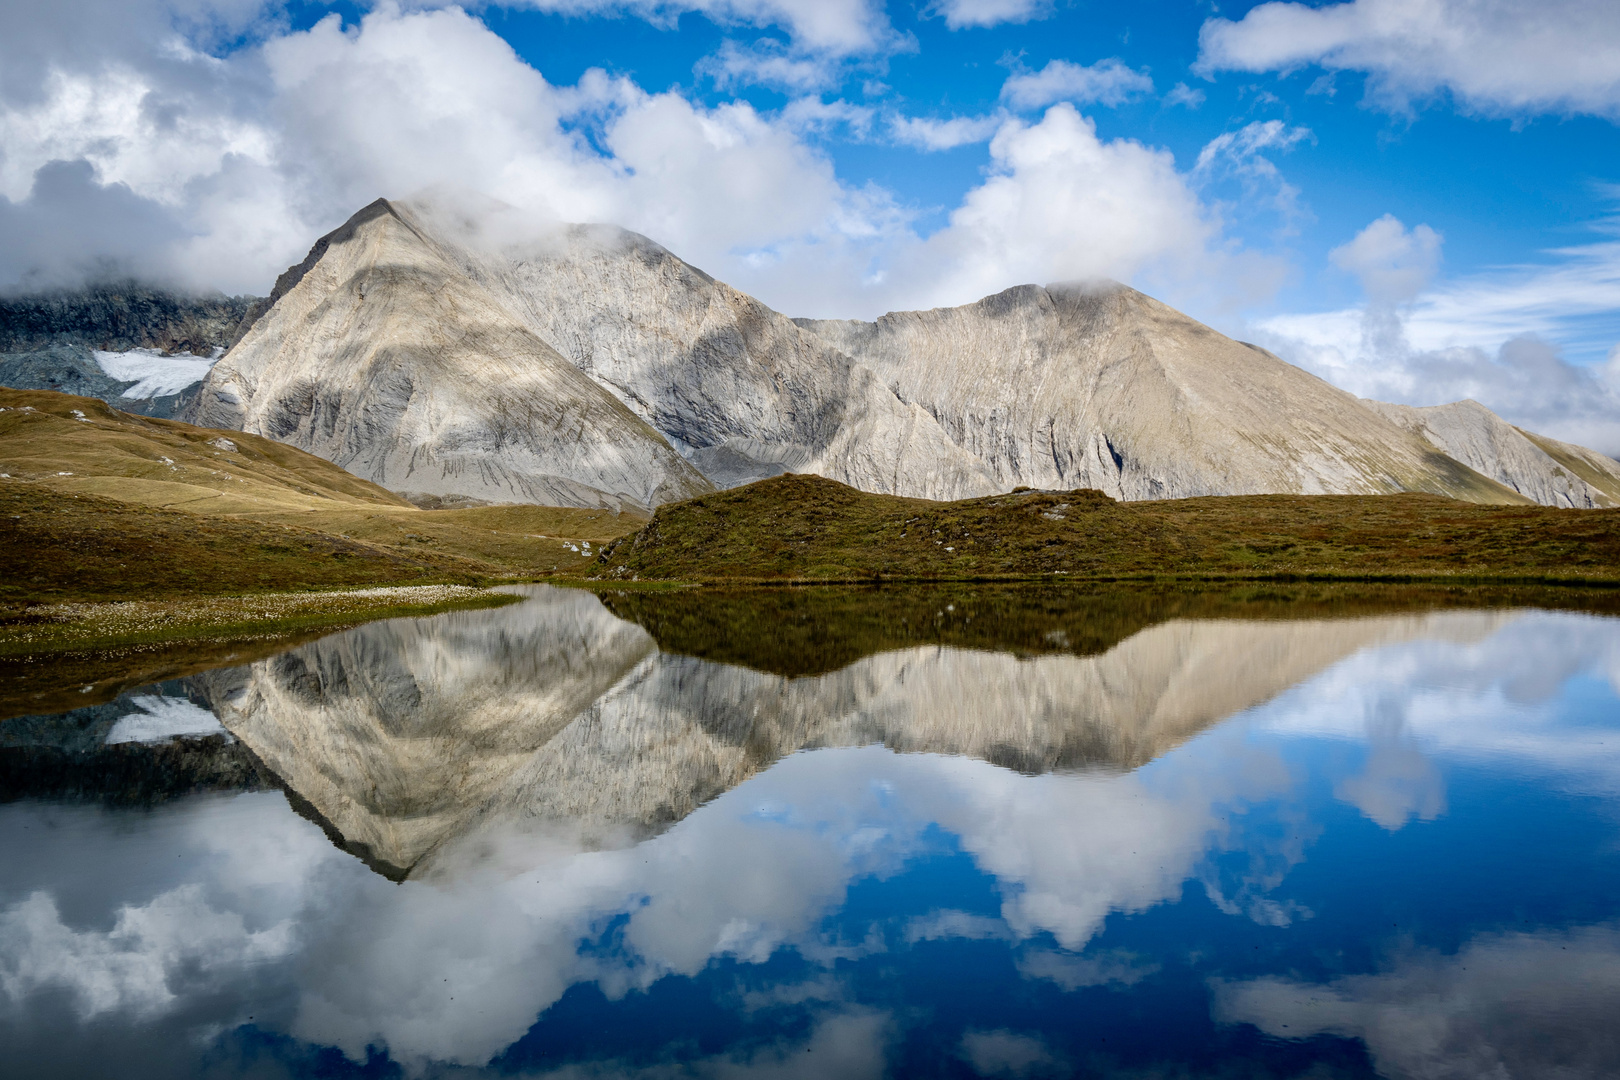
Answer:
[
  {"left": 797, "top": 285, "right": 1525, "bottom": 504},
  {"left": 0, "top": 344, "right": 205, "bottom": 419},
  {"left": 1365, "top": 398, "right": 1620, "bottom": 508},
  {"left": 0, "top": 283, "right": 258, "bottom": 355},
  {"left": 189, "top": 201, "right": 713, "bottom": 511}
]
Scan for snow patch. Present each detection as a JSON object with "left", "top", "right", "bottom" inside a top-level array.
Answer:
[
  {"left": 105, "top": 696, "right": 228, "bottom": 745},
  {"left": 93, "top": 349, "right": 217, "bottom": 399}
]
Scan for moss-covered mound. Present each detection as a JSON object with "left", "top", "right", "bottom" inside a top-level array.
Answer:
[{"left": 597, "top": 473, "right": 1620, "bottom": 584}]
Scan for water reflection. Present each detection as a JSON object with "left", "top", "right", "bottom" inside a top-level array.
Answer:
[{"left": 2, "top": 586, "right": 1620, "bottom": 1077}]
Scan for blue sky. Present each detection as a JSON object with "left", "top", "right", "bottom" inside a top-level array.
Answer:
[{"left": 2, "top": 0, "right": 1619, "bottom": 445}]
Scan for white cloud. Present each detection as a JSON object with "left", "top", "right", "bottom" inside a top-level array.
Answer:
[
  {"left": 0, "top": 1, "right": 1264, "bottom": 322},
  {"left": 1193, "top": 119, "right": 1314, "bottom": 226},
  {"left": 1328, "top": 213, "right": 1442, "bottom": 304},
  {"left": 928, "top": 0, "right": 1054, "bottom": 30},
  {"left": 1000, "top": 58, "right": 1154, "bottom": 111},
  {"left": 1197, "top": 0, "right": 1620, "bottom": 119},
  {"left": 696, "top": 38, "right": 844, "bottom": 92},
  {"left": 507, "top": 0, "right": 896, "bottom": 57},
  {"left": 1163, "top": 82, "right": 1206, "bottom": 109},
  {"left": 885, "top": 112, "right": 1002, "bottom": 151},
  {"left": 1256, "top": 214, "right": 1620, "bottom": 452},
  {"left": 898, "top": 104, "right": 1223, "bottom": 311},
  {"left": 780, "top": 96, "right": 875, "bottom": 139}
]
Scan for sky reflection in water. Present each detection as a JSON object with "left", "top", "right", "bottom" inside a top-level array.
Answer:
[{"left": 3, "top": 589, "right": 1620, "bottom": 1078}]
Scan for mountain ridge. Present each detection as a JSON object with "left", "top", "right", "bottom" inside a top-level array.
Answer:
[{"left": 52, "top": 193, "right": 1599, "bottom": 512}]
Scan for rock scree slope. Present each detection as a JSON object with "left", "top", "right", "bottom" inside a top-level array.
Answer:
[{"left": 1364, "top": 397, "right": 1620, "bottom": 508}]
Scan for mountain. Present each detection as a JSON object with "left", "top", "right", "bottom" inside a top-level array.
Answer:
[
  {"left": 182, "top": 196, "right": 1614, "bottom": 510},
  {"left": 435, "top": 214, "right": 1000, "bottom": 498},
  {"left": 0, "top": 284, "right": 262, "bottom": 419},
  {"left": 1364, "top": 398, "right": 1620, "bottom": 508},
  {"left": 191, "top": 199, "right": 995, "bottom": 508},
  {"left": 796, "top": 285, "right": 1522, "bottom": 503},
  {"left": 189, "top": 200, "right": 712, "bottom": 512},
  {"left": 0, "top": 282, "right": 257, "bottom": 355}
]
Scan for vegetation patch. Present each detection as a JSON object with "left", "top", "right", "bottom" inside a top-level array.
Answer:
[{"left": 596, "top": 474, "right": 1620, "bottom": 585}]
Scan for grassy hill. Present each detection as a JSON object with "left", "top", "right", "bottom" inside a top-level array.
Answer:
[
  {"left": 596, "top": 473, "right": 1620, "bottom": 584},
  {"left": 0, "top": 388, "right": 645, "bottom": 604}
]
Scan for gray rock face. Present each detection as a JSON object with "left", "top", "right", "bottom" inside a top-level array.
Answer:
[
  {"left": 797, "top": 285, "right": 1525, "bottom": 504},
  {"left": 0, "top": 283, "right": 258, "bottom": 355},
  {"left": 188, "top": 201, "right": 713, "bottom": 511},
  {"left": 432, "top": 216, "right": 1000, "bottom": 501},
  {"left": 1365, "top": 398, "right": 1620, "bottom": 508},
  {"left": 0, "top": 345, "right": 201, "bottom": 419},
  {"left": 192, "top": 199, "right": 995, "bottom": 507}
]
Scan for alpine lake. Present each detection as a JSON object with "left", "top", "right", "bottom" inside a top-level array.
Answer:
[{"left": 5, "top": 581, "right": 1620, "bottom": 1079}]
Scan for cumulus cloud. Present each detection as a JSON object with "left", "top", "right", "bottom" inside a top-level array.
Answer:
[
  {"left": 0, "top": 1, "right": 1264, "bottom": 321},
  {"left": 1197, "top": 0, "right": 1620, "bottom": 119},
  {"left": 1328, "top": 213, "right": 1442, "bottom": 304},
  {"left": 999, "top": 58, "right": 1154, "bottom": 111},
  {"left": 928, "top": 0, "right": 1055, "bottom": 31},
  {"left": 896, "top": 104, "right": 1221, "bottom": 310},
  {"left": 1256, "top": 214, "right": 1620, "bottom": 452}
]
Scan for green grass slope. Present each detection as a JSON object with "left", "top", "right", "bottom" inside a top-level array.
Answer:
[{"left": 597, "top": 473, "right": 1620, "bottom": 584}]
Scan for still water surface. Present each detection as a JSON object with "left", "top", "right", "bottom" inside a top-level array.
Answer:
[{"left": 4, "top": 585, "right": 1620, "bottom": 1078}]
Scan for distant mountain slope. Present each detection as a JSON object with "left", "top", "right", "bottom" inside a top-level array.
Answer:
[
  {"left": 189, "top": 200, "right": 713, "bottom": 512},
  {"left": 1365, "top": 398, "right": 1620, "bottom": 508},
  {"left": 0, "top": 386, "right": 413, "bottom": 515},
  {"left": 796, "top": 284, "right": 1524, "bottom": 505},
  {"left": 0, "top": 283, "right": 258, "bottom": 355},
  {"left": 0, "top": 344, "right": 214, "bottom": 420},
  {"left": 0, "top": 283, "right": 263, "bottom": 420}
]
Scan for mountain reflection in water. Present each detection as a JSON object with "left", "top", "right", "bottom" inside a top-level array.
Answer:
[{"left": 3, "top": 585, "right": 1620, "bottom": 1078}]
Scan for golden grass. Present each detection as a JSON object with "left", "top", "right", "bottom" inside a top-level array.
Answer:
[{"left": 0, "top": 389, "right": 647, "bottom": 605}]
